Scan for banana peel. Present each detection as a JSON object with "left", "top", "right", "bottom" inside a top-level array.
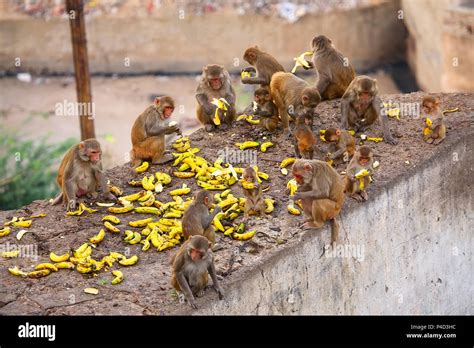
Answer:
[{"left": 291, "top": 51, "right": 313, "bottom": 73}]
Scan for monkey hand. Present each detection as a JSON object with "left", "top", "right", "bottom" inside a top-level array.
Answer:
[
  {"left": 165, "top": 125, "right": 180, "bottom": 135},
  {"left": 385, "top": 136, "right": 398, "bottom": 145},
  {"left": 203, "top": 103, "right": 215, "bottom": 115},
  {"left": 189, "top": 298, "right": 198, "bottom": 310},
  {"left": 67, "top": 199, "right": 78, "bottom": 212},
  {"left": 293, "top": 192, "right": 303, "bottom": 201},
  {"left": 213, "top": 205, "right": 222, "bottom": 214}
]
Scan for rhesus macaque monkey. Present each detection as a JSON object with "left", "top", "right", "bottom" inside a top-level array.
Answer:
[
  {"left": 292, "top": 159, "right": 345, "bottom": 244},
  {"left": 241, "top": 167, "right": 265, "bottom": 218},
  {"left": 344, "top": 146, "right": 374, "bottom": 202},
  {"left": 130, "top": 96, "right": 180, "bottom": 167},
  {"left": 422, "top": 96, "right": 446, "bottom": 145},
  {"left": 51, "top": 139, "right": 115, "bottom": 211},
  {"left": 305, "top": 35, "right": 355, "bottom": 100},
  {"left": 324, "top": 127, "right": 356, "bottom": 164},
  {"left": 241, "top": 46, "right": 285, "bottom": 87},
  {"left": 270, "top": 72, "right": 321, "bottom": 136},
  {"left": 253, "top": 87, "right": 279, "bottom": 133},
  {"left": 341, "top": 76, "right": 398, "bottom": 145},
  {"left": 293, "top": 114, "right": 317, "bottom": 159},
  {"left": 182, "top": 190, "right": 222, "bottom": 246},
  {"left": 196, "top": 64, "right": 236, "bottom": 132},
  {"left": 171, "top": 235, "right": 224, "bottom": 309}
]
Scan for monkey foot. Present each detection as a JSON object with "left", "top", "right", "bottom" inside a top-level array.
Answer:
[
  {"left": 205, "top": 124, "right": 215, "bottom": 132},
  {"left": 301, "top": 221, "right": 322, "bottom": 230},
  {"left": 152, "top": 154, "right": 174, "bottom": 164},
  {"left": 433, "top": 138, "right": 444, "bottom": 145},
  {"left": 178, "top": 293, "right": 185, "bottom": 304},
  {"left": 196, "top": 290, "right": 205, "bottom": 298}
]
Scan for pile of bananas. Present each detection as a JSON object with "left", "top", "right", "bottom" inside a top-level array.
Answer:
[
  {"left": 172, "top": 136, "right": 191, "bottom": 153},
  {"left": 1, "top": 214, "right": 46, "bottom": 239},
  {"left": 128, "top": 171, "right": 172, "bottom": 193}
]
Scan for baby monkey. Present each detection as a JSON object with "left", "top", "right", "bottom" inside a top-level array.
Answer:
[
  {"left": 241, "top": 167, "right": 265, "bottom": 219},
  {"left": 253, "top": 87, "right": 279, "bottom": 133},
  {"left": 324, "top": 127, "right": 356, "bottom": 164},
  {"left": 344, "top": 146, "right": 374, "bottom": 202},
  {"left": 422, "top": 96, "right": 446, "bottom": 145}
]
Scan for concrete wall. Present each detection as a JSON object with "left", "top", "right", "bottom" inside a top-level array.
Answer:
[
  {"left": 194, "top": 134, "right": 473, "bottom": 315},
  {"left": 402, "top": 0, "right": 474, "bottom": 92},
  {"left": 0, "top": 1, "right": 406, "bottom": 74}
]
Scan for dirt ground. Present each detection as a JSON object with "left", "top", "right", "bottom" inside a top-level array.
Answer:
[
  {"left": 0, "top": 72, "right": 400, "bottom": 168},
  {"left": 0, "top": 91, "right": 472, "bottom": 315}
]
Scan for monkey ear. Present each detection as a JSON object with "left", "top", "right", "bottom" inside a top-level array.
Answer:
[
  {"left": 303, "top": 163, "right": 312, "bottom": 171},
  {"left": 302, "top": 95, "right": 309, "bottom": 103},
  {"left": 336, "top": 129, "right": 341, "bottom": 136},
  {"left": 78, "top": 141, "right": 85, "bottom": 149},
  {"left": 154, "top": 97, "right": 161, "bottom": 106},
  {"left": 204, "top": 196, "right": 209, "bottom": 205}
]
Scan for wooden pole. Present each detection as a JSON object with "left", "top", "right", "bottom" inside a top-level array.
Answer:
[{"left": 66, "top": 0, "right": 95, "bottom": 140}]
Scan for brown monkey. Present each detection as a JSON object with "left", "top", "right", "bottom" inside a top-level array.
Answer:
[
  {"left": 341, "top": 76, "right": 398, "bottom": 145},
  {"left": 306, "top": 35, "right": 355, "bottom": 100},
  {"left": 422, "top": 96, "right": 446, "bottom": 145},
  {"left": 51, "top": 139, "right": 115, "bottom": 211},
  {"left": 344, "top": 146, "right": 374, "bottom": 202},
  {"left": 324, "top": 127, "right": 356, "bottom": 164},
  {"left": 270, "top": 72, "right": 321, "bottom": 137},
  {"left": 253, "top": 87, "right": 279, "bottom": 133},
  {"left": 171, "top": 235, "right": 224, "bottom": 309},
  {"left": 196, "top": 64, "right": 236, "bottom": 132},
  {"left": 292, "top": 159, "right": 345, "bottom": 244},
  {"left": 241, "top": 167, "right": 265, "bottom": 218},
  {"left": 182, "top": 190, "right": 222, "bottom": 246},
  {"left": 130, "top": 96, "right": 180, "bottom": 167},
  {"left": 293, "top": 114, "right": 317, "bottom": 159},
  {"left": 242, "top": 46, "right": 285, "bottom": 87}
]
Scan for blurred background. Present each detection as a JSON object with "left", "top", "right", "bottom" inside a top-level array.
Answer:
[{"left": 0, "top": 0, "right": 473, "bottom": 209}]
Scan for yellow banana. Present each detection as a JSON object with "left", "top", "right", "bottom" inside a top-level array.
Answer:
[
  {"left": 102, "top": 215, "right": 121, "bottom": 224},
  {"left": 137, "top": 190, "right": 153, "bottom": 202},
  {"left": 224, "top": 227, "right": 235, "bottom": 236},
  {"left": 54, "top": 262, "right": 75, "bottom": 270},
  {"left": 128, "top": 232, "right": 142, "bottom": 245},
  {"left": 134, "top": 206, "right": 161, "bottom": 215},
  {"left": 220, "top": 189, "right": 231, "bottom": 198},
  {"left": 134, "top": 161, "right": 149, "bottom": 173},
  {"left": 280, "top": 157, "right": 296, "bottom": 168},
  {"left": 128, "top": 180, "right": 143, "bottom": 187},
  {"left": 235, "top": 141, "right": 259, "bottom": 150},
  {"left": 28, "top": 269, "right": 51, "bottom": 278},
  {"left": 124, "top": 230, "right": 135, "bottom": 241},
  {"left": 257, "top": 172, "right": 269, "bottom": 180},
  {"left": 218, "top": 196, "right": 239, "bottom": 209},
  {"left": 264, "top": 198, "right": 275, "bottom": 213},
  {"left": 79, "top": 203, "right": 97, "bottom": 213},
  {"left": 50, "top": 251, "right": 70, "bottom": 263},
  {"left": 260, "top": 142, "right": 274, "bottom": 152},
  {"left": 1, "top": 250, "right": 20, "bottom": 258},
  {"left": 233, "top": 230, "right": 256, "bottom": 241},
  {"left": 287, "top": 203, "right": 301, "bottom": 215},
  {"left": 13, "top": 220, "right": 32, "bottom": 228},
  {"left": 169, "top": 184, "right": 191, "bottom": 196},
  {"left": 0, "top": 227, "right": 11, "bottom": 237},
  {"left": 89, "top": 229, "right": 106, "bottom": 244},
  {"left": 173, "top": 171, "right": 195, "bottom": 179},
  {"left": 241, "top": 180, "right": 256, "bottom": 189},
  {"left": 109, "top": 185, "right": 123, "bottom": 196},
  {"left": 291, "top": 51, "right": 313, "bottom": 73},
  {"left": 111, "top": 270, "right": 124, "bottom": 284},
  {"left": 76, "top": 265, "right": 92, "bottom": 274},
  {"left": 8, "top": 266, "right": 28, "bottom": 277},
  {"left": 141, "top": 177, "right": 155, "bottom": 191},
  {"left": 118, "top": 255, "right": 138, "bottom": 266},
  {"left": 35, "top": 263, "right": 58, "bottom": 272},
  {"left": 122, "top": 191, "right": 147, "bottom": 202},
  {"left": 107, "top": 204, "right": 134, "bottom": 214},
  {"left": 287, "top": 179, "right": 298, "bottom": 196},
  {"left": 163, "top": 211, "right": 182, "bottom": 218},
  {"left": 141, "top": 239, "right": 151, "bottom": 251},
  {"left": 213, "top": 212, "right": 225, "bottom": 232},
  {"left": 355, "top": 169, "right": 370, "bottom": 179},
  {"left": 104, "top": 221, "right": 120, "bottom": 233},
  {"left": 129, "top": 217, "right": 154, "bottom": 227}
]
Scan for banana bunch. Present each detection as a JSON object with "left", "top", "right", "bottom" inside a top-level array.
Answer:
[
  {"left": 172, "top": 137, "right": 191, "bottom": 153},
  {"left": 287, "top": 178, "right": 298, "bottom": 197},
  {"left": 235, "top": 141, "right": 259, "bottom": 150},
  {"left": 260, "top": 142, "right": 274, "bottom": 152},
  {"left": 134, "top": 161, "right": 149, "bottom": 173},
  {"left": 237, "top": 114, "right": 260, "bottom": 124},
  {"left": 210, "top": 98, "right": 229, "bottom": 126},
  {"left": 291, "top": 51, "right": 313, "bottom": 73}
]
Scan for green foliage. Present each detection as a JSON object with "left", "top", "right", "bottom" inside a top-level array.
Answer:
[{"left": 0, "top": 129, "right": 77, "bottom": 211}]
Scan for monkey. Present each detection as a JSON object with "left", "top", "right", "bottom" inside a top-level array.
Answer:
[
  {"left": 344, "top": 146, "right": 374, "bottom": 202},
  {"left": 270, "top": 72, "right": 321, "bottom": 137},
  {"left": 340, "top": 75, "right": 398, "bottom": 145},
  {"left": 182, "top": 190, "right": 222, "bottom": 246},
  {"left": 130, "top": 96, "right": 180, "bottom": 167},
  {"left": 51, "top": 139, "right": 115, "bottom": 211},
  {"left": 241, "top": 167, "right": 265, "bottom": 219},
  {"left": 305, "top": 35, "right": 356, "bottom": 100},
  {"left": 293, "top": 114, "right": 317, "bottom": 159},
  {"left": 171, "top": 235, "right": 224, "bottom": 309},
  {"left": 241, "top": 46, "right": 285, "bottom": 87},
  {"left": 323, "top": 127, "right": 356, "bottom": 164},
  {"left": 253, "top": 87, "right": 279, "bottom": 133},
  {"left": 196, "top": 64, "right": 236, "bottom": 132},
  {"left": 292, "top": 159, "right": 345, "bottom": 245},
  {"left": 421, "top": 96, "right": 446, "bottom": 145}
]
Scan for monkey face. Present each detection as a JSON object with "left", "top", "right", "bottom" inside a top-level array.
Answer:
[
  {"left": 163, "top": 105, "right": 174, "bottom": 118},
  {"left": 292, "top": 161, "right": 313, "bottom": 185},
  {"left": 189, "top": 247, "right": 205, "bottom": 262},
  {"left": 88, "top": 149, "right": 101, "bottom": 163},
  {"left": 311, "top": 35, "right": 331, "bottom": 51},
  {"left": 208, "top": 76, "right": 222, "bottom": 90},
  {"left": 243, "top": 47, "right": 258, "bottom": 65},
  {"left": 359, "top": 157, "right": 370, "bottom": 166}
]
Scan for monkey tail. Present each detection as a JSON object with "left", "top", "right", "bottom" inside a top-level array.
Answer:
[
  {"left": 330, "top": 218, "right": 339, "bottom": 245},
  {"left": 50, "top": 192, "right": 63, "bottom": 206}
]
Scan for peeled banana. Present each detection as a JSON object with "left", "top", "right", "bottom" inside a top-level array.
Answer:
[{"left": 8, "top": 266, "right": 28, "bottom": 277}]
